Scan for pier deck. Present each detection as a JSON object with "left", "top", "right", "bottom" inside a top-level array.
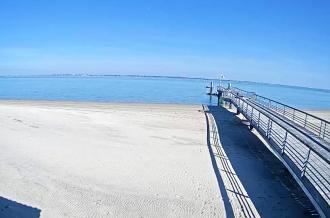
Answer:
[
  {"left": 207, "top": 85, "right": 330, "bottom": 217},
  {"left": 204, "top": 105, "right": 318, "bottom": 217}
]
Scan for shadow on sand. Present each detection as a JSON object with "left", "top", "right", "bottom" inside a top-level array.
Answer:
[
  {"left": 204, "top": 105, "right": 318, "bottom": 218},
  {"left": 0, "top": 196, "right": 40, "bottom": 218}
]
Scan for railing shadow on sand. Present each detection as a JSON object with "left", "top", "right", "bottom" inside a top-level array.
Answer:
[{"left": 0, "top": 196, "right": 41, "bottom": 218}]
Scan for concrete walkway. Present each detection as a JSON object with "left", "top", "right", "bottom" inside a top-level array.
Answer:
[{"left": 204, "top": 105, "right": 318, "bottom": 218}]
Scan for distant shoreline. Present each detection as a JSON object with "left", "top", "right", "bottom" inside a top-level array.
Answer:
[
  {"left": 0, "top": 75, "right": 329, "bottom": 110},
  {"left": 0, "top": 74, "right": 329, "bottom": 92}
]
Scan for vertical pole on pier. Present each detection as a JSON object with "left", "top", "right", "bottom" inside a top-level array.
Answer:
[
  {"left": 304, "top": 114, "right": 308, "bottom": 127},
  {"left": 301, "top": 148, "right": 311, "bottom": 178},
  {"left": 210, "top": 82, "right": 213, "bottom": 95},
  {"left": 209, "top": 82, "right": 213, "bottom": 102},
  {"left": 292, "top": 110, "right": 296, "bottom": 121},
  {"left": 322, "top": 123, "right": 327, "bottom": 139},
  {"left": 319, "top": 121, "right": 323, "bottom": 137},
  {"left": 281, "top": 132, "right": 288, "bottom": 155},
  {"left": 236, "top": 103, "right": 240, "bottom": 115},
  {"left": 236, "top": 98, "right": 240, "bottom": 115}
]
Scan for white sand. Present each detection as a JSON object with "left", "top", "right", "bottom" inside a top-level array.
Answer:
[
  {"left": 0, "top": 101, "right": 225, "bottom": 217},
  {"left": 1, "top": 101, "right": 328, "bottom": 217},
  {"left": 307, "top": 110, "right": 330, "bottom": 121}
]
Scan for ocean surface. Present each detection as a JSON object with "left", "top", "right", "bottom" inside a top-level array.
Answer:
[{"left": 0, "top": 76, "right": 329, "bottom": 109}]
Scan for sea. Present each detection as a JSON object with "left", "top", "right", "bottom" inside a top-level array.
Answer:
[{"left": 0, "top": 75, "right": 329, "bottom": 110}]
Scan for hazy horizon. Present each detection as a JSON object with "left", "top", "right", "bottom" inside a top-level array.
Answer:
[
  {"left": 1, "top": 73, "right": 330, "bottom": 92},
  {"left": 0, "top": 1, "right": 329, "bottom": 89}
]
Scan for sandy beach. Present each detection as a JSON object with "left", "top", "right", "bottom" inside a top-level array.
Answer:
[
  {"left": 0, "top": 101, "right": 224, "bottom": 217},
  {"left": 0, "top": 101, "right": 329, "bottom": 217},
  {"left": 308, "top": 110, "right": 330, "bottom": 121}
]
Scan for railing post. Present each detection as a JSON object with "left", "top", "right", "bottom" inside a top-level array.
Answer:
[
  {"left": 319, "top": 121, "right": 323, "bottom": 137},
  {"left": 301, "top": 148, "right": 311, "bottom": 178},
  {"left": 257, "top": 113, "right": 261, "bottom": 128},
  {"left": 281, "top": 132, "right": 288, "bottom": 155},
  {"left": 292, "top": 109, "right": 296, "bottom": 121},
  {"left": 303, "top": 114, "right": 308, "bottom": 128},
  {"left": 245, "top": 103, "right": 248, "bottom": 115},
  {"left": 323, "top": 123, "right": 327, "bottom": 139},
  {"left": 269, "top": 121, "right": 273, "bottom": 138},
  {"left": 283, "top": 105, "right": 286, "bottom": 115},
  {"left": 241, "top": 101, "right": 244, "bottom": 114},
  {"left": 253, "top": 94, "right": 257, "bottom": 101},
  {"left": 266, "top": 119, "right": 272, "bottom": 138},
  {"left": 251, "top": 107, "right": 254, "bottom": 120}
]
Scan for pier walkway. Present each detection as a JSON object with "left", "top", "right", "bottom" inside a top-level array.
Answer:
[
  {"left": 207, "top": 85, "right": 330, "bottom": 217},
  {"left": 204, "top": 105, "right": 317, "bottom": 217}
]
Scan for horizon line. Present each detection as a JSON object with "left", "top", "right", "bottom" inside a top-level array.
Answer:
[{"left": 0, "top": 73, "right": 329, "bottom": 92}]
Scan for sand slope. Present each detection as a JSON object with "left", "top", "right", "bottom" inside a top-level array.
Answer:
[{"left": 0, "top": 102, "right": 225, "bottom": 217}]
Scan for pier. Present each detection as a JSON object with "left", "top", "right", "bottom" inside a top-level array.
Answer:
[{"left": 207, "top": 84, "right": 330, "bottom": 217}]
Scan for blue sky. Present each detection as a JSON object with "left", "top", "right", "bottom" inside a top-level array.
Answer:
[{"left": 0, "top": 0, "right": 329, "bottom": 89}]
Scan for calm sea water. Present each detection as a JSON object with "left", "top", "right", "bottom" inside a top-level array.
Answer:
[{"left": 0, "top": 76, "right": 329, "bottom": 109}]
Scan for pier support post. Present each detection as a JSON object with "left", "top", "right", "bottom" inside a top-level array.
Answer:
[
  {"left": 236, "top": 108, "right": 240, "bottom": 115},
  {"left": 217, "top": 90, "right": 224, "bottom": 107},
  {"left": 210, "top": 82, "right": 213, "bottom": 95}
]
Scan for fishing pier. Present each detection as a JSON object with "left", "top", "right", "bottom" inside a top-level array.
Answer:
[{"left": 207, "top": 83, "right": 330, "bottom": 217}]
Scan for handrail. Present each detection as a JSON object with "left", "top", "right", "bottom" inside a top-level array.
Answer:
[
  {"left": 232, "top": 87, "right": 255, "bottom": 95},
  {"left": 230, "top": 87, "right": 330, "bottom": 143},
  {"left": 231, "top": 87, "right": 255, "bottom": 97},
  {"left": 253, "top": 93, "right": 330, "bottom": 124},
  {"left": 222, "top": 89, "right": 330, "bottom": 217},
  {"left": 246, "top": 98, "right": 330, "bottom": 154},
  {"left": 227, "top": 92, "right": 330, "bottom": 163}
]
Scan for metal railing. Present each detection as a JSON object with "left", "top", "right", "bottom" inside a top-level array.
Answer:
[
  {"left": 231, "top": 87, "right": 256, "bottom": 98},
  {"left": 223, "top": 90, "right": 330, "bottom": 217},
  {"left": 231, "top": 87, "right": 330, "bottom": 144}
]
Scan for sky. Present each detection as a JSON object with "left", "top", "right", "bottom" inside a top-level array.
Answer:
[{"left": 0, "top": 0, "right": 329, "bottom": 89}]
